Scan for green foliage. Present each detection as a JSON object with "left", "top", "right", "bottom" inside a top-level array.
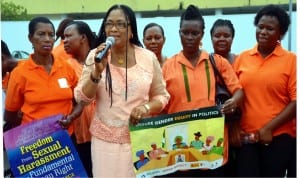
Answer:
[{"left": 1, "top": 1, "right": 30, "bottom": 20}]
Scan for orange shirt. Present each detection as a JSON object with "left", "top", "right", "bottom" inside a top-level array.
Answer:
[
  {"left": 2, "top": 60, "right": 26, "bottom": 91},
  {"left": 52, "top": 40, "right": 72, "bottom": 61},
  {"left": 67, "top": 58, "right": 95, "bottom": 143},
  {"left": 2, "top": 73, "right": 10, "bottom": 91},
  {"left": 162, "top": 50, "right": 242, "bottom": 114},
  {"left": 233, "top": 43, "right": 296, "bottom": 137},
  {"left": 162, "top": 50, "right": 242, "bottom": 165},
  {"left": 5, "top": 54, "right": 78, "bottom": 133}
]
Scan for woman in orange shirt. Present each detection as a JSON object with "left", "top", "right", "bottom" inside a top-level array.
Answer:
[
  {"left": 143, "top": 23, "right": 167, "bottom": 66},
  {"left": 233, "top": 5, "right": 296, "bottom": 177},
  {"left": 4, "top": 17, "right": 82, "bottom": 133},
  {"left": 210, "top": 19, "right": 237, "bottom": 64},
  {"left": 161, "top": 5, "right": 244, "bottom": 177},
  {"left": 52, "top": 18, "right": 73, "bottom": 61},
  {"left": 1, "top": 40, "right": 18, "bottom": 92},
  {"left": 210, "top": 18, "right": 239, "bottom": 177},
  {"left": 63, "top": 20, "right": 97, "bottom": 177}
]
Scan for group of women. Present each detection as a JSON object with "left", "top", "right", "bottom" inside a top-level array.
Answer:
[{"left": 3, "top": 3, "right": 296, "bottom": 178}]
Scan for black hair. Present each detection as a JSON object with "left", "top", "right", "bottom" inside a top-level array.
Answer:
[
  {"left": 2, "top": 40, "right": 17, "bottom": 78},
  {"left": 66, "top": 21, "right": 97, "bottom": 49},
  {"left": 180, "top": 4, "right": 205, "bottom": 31},
  {"left": 96, "top": 4, "right": 142, "bottom": 47},
  {"left": 143, "top": 23, "right": 165, "bottom": 38},
  {"left": 56, "top": 17, "right": 74, "bottom": 41},
  {"left": 254, "top": 4, "right": 290, "bottom": 37},
  {"left": 210, "top": 19, "right": 235, "bottom": 38},
  {"left": 1, "top": 40, "right": 12, "bottom": 57},
  {"left": 95, "top": 4, "right": 143, "bottom": 105},
  {"left": 28, "top": 16, "right": 55, "bottom": 37}
]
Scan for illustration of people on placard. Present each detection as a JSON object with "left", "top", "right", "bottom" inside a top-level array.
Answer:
[
  {"left": 202, "top": 136, "right": 215, "bottom": 154},
  {"left": 172, "top": 135, "right": 188, "bottom": 150},
  {"left": 190, "top": 131, "right": 204, "bottom": 149},
  {"left": 134, "top": 150, "right": 149, "bottom": 170},
  {"left": 149, "top": 142, "right": 169, "bottom": 160},
  {"left": 209, "top": 138, "right": 224, "bottom": 155}
]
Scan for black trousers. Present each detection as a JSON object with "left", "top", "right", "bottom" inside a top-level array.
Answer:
[
  {"left": 235, "top": 134, "right": 295, "bottom": 177},
  {"left": 287, "top": 137, "right": 296, "bottom": 177},
  {"left": 71, "top": 134, "right": 93, "bottom": 178},
  {"left": 75, "top": 142, "right": 93, "bottom": 178}
]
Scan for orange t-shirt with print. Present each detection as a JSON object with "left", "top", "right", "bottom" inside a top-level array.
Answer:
[
  {"left": 5, "top": 54, "right": 78, "bottom": 134},
  {"left": 162, "top": 50, "right": 242, "bottom": 166}
]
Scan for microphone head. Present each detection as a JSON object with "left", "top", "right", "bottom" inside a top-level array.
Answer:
[{"left": 106, "top": 36, "right": 115, "bottom": 46}]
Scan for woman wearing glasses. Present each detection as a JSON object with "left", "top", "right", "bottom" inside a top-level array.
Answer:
[
  {"left": 74, "top": 4, "right": 170, "bottom": 178},
  {"left": 160, "top": 5, "right": 243, "bottom": 177}
]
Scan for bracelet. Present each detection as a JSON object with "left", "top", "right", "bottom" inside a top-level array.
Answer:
[
  {"left": 90, "top": 73, "right": 101, "bottom": 84},
  {"left": 143, "top": 104, "right": 150, "bottom": 113}
]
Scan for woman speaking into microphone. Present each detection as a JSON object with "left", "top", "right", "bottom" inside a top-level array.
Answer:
[{"left": 74, "top": 4, "right": 170, "bottom": 178}]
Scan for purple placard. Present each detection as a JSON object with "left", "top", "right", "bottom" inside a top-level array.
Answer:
[
  {"left": 3, "top": 114, "right": 88, "bottom": 177},
  {"left": 4, "top": 114, "right": 63, "bottom": 149}
]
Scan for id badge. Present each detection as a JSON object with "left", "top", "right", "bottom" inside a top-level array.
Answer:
[{"left": 58, "top": 78, "right": 69, "bottom": 88}]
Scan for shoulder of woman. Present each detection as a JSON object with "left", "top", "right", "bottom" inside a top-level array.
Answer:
[
  {"left": 136, "top": 46, "right": 156, "bottom": 58},
  {"left": 81, "top": 48, "right": 97, "bottom": 66},
  {"left": 135, "top": 46, "right": 157, "bottom": 66},
  {"left": 213, "top": 54, "right": 233, "bottom": 72},
  {"left": 12, "top": 57, "right": 31, "bottom": 72},
  {"left": 212, "top": 53, "right": 228, "bottom": 64}
]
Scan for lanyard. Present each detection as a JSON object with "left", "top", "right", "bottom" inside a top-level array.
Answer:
[{"left": 181, "top": 59, "right": 211, "bottom": 102}]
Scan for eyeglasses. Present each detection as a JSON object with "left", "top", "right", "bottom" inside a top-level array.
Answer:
[
  {"left": 179, "top": 30, "right": 202, "bottom": 38},
  {"left": 104, "top": 21, "right": 130, "bottom": 29}
]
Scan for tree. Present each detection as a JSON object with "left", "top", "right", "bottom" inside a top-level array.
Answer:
[{"left": 1, "top": 1, "right": 29, "bottom": 20}]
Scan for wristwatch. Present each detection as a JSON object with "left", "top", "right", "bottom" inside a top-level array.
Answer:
[{"left": 90, "top": 73, "right": 101, "bottom": 83}]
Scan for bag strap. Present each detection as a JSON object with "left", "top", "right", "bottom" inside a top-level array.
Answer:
[{"left": 208, "top": 53, "right": 230, "bottom": 93}]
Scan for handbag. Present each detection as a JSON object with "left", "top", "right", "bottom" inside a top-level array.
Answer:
[
  {"left": 208, "top": 53, "right": 242, "bottom": 147},
  {"left": 208, "top": 53, "right": 242, "bottom": 122}
]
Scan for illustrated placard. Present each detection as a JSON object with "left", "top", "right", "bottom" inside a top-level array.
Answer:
[
  {"left": 4, "top": 114, "right": 87, "bottom": 177},
  {"left": 129, "top": 106, "right": 225, "bottom": 178}
]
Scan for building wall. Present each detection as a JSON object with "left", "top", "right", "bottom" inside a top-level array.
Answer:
[
  {"left": 1, "top": 12, "right": 296, "bottom": 58},
  {"left": 2, "top": 0, "right": 296, "bottom": 16}
]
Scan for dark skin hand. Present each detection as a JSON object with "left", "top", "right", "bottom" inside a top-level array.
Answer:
[
  {"left": 4, "top": 101, "right": 84, "bottom": 131},
  {"left": 258, "top": 101, "right": 296, "bottom": 145},
  {"left": 221, "top": 89, "right": 244, "bottom": 114},
  {"left": 3, "top": 110, "right": 22, "bottom": 132},
  {"left": 58, "top": 101, "right": 84, "bottom": 129}
]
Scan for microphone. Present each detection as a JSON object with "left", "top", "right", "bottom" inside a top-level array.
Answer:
[{"left": 95, "top": 36, "right": 115, "bottom": 63}]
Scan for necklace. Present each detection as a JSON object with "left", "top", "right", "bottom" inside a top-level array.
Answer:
[{"left": 118, "top": 58, "right": 124, "bottom": 64}]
